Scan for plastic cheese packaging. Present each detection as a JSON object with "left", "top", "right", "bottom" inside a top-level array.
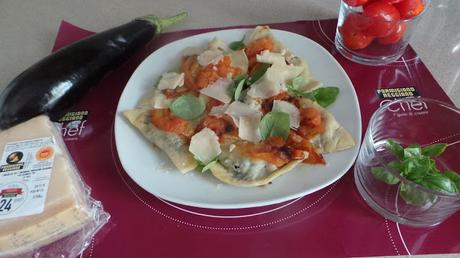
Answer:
[{"left": 0, "top": 115, "right": 109, "bottom": 257}]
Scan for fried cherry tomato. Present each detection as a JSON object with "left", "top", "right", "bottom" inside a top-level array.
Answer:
[
  {"left": 395, "top": 0, "right": 425, "bottom": 19},
  {"left": 343, "top": 0, "right": 368, "bottom": 7},
  {"left": 377, "top": 22, "right": 407, "bottom": 44},
  {"left": 340, "top": 14, "right": 374, "bottom": 50},
  {"left": 363, "top": 1, "right": 401, "bottom": 37}
]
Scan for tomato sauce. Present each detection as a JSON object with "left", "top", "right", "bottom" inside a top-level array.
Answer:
[{"left": 197, "top": 115, "right": 238, "bottom": 143}]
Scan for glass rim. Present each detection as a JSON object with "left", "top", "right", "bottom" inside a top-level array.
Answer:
[
  {"left": 341, "top": 0, "right": 431, "bottom": 23},
  {"left": 368, "top": 97, "right": 460, "bottom": 199}
]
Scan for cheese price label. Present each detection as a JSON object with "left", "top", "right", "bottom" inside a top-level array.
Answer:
[{"left": 0, "top": 137, "right": 56, "bottom": 219}]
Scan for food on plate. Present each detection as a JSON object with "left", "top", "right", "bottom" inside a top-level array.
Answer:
[
  {"left": 339, "top": 0, "right": 425, "bottom": 49},
  {"left": 372, "top": 140, "right": 460, "bottom": 207},
  {"left": 0, "top": 12, "right": 187, "bottom": 130},
  {"left": 124, "top": 26, "right": 355, "bottom": 186}
]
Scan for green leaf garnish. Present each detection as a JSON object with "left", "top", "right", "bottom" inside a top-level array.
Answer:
[
  {"left": 290, "top": 76, "right": 304, "bottom": 90},
  {"left": 259, "top": 111, "right": 290, "bottom": 140},
  {"left": 234, "top": 79, "right": 246, "bottom": 101},
  {"left": 170, "top": 95, "right": 205, "bottom": 120},
  {"left": 228, "top": 75, "right": 248, "bottom": 101},
  {"left": 196, "top": 157, "right": 218, "bottom": 173},
  {"left": 228, "top": 36, "right": 246, "bottom": 51},
  {"left": 247, "top": 63, "right": 270, "bottom": 85},
  {"left": 305, "top": 87, "right": 339, "bottom": 108},
  {"left": 286, "top": 78, "right": 339, "bottom": 108},
  {"left": 371, "top": 167, "right": 400, "bottom": 185},
  {"left": 421, "top": 143, "right": 448, "bottom": 157}
]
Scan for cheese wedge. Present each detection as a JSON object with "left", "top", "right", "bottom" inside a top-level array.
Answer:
[{"left": 0, "top": 116, "right": 91, "bottom": 257}]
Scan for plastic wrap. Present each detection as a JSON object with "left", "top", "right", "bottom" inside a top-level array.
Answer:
[{"left": 0, "top": 115, "right": 109, "bottom": 258}]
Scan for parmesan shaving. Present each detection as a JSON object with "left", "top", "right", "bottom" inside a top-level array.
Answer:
[
  {"left": 157, "top": 72, "right": 184, "bottom": 90},
  {"left": 189, "top": 128, "right": 221, "bottom": 164},
  {"left": 199, "top": 78, "right": 233, "bottom": 103}
]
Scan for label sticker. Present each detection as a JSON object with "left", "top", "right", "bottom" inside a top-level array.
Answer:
[
  {"left": 57, "top": 110, "right": 89, "bottom": 141},
  {"left": 376, "top": 87, "right": 419, "bottom": 99},
  {"left": 0, "top": 137, "right": 56, "bottom": 219}
]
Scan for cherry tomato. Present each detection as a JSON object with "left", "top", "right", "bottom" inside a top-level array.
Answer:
[
  {"left": 363, "top": 0, "right": 404, "bottom": 9},
  {"left": 395, "top": 0, "right": 425, "bottom": 19},
  {"left": 377, "top": 22, "right": 407, "bottom": 44},
  {"left": 363, "top": 1, "right": 401, "bottom": 37},
  {"left": 372, "top": 0, "right": 404, "bottom": 3},
  {"left": 340, "top": 13, "right": 375, "bottom": 50},
  {"left": 343, "top": 13, "right": 372, "bottom": 32},
  {"left": 339, "top": 25, "right": 374, "bottom": 50},
  {"left": 344, "top": 0, "right": 368, "bottom": 7}
]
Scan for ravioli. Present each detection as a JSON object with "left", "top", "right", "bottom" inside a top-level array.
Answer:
[
  {"left": 124, "top": 109, "right": 197, "bottom": 173},
  {"left": 298, "top": 99, "right": 355, "bottom": 154},
  {"left": 124, "top": 26, "right": 356, "bottom": 187},
  {"left": 210, "top": 143, "right": 303, "bottom": 187}
]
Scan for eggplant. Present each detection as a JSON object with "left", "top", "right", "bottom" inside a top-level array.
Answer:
[{"left": 0, "top": 12, "right": 187, "bottom": 129}]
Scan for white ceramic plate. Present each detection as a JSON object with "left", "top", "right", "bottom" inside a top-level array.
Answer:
[{"left": 114, "top": 28, "right": 362, "bottom": 209}]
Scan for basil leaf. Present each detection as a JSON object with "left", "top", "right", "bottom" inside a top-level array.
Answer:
[
  {"left": 303, "top": 87, "right": 339, "bottom": 108},
  {"left": 259, "top": 111, "right": 290, "bottom": 140},
  {"left": 386, "top": 139, "right": 404, "bottom": 160},
  {"left": 399, "top": 183, "right": 436, "bottom": 207},
  {"left": 170, "top": 95, "right": 205, "bottom": 120},
  {"left": 195, "top": 157, "right": 218, "bottom": 173},
  {"left": 288, "top": 86, "right": 340, "bottom": 108},
  {"left": 229, "top": 36, "right": 245, "bottom": 51},
  {"left": 247, "top": 63, "right": 270, "bottom": 85},
  {"left": 228, "top": 75, "right": 248, "bottom": 99},
  {"left": 196, "top": 160, "right": 205, "bottom": 171},
  {"left": 202, "top": 159, "right": 218, "bottom": 172},
  {"left": 404, "top": 146, "right": 422, "bottom": 159},
  {"left": 388, "top": 160, "right": 404, "bottom": 173},
  {"left": 234, "top": 79, "right": 246, "bottom": 101},
  {"left": 401, "top": 156, "right": 431, "bottom": 180},
  {"left": 427, "top": 159, "right": 440, "bottom": 174},
  {"left": 422, "top": 143, "right": 448, "bottom": 157},
  {"left": 290, "top": 76, "right": 304, "bottom": 90},
  {"left": 382, "top": 139, "right": 458, "bottom": 206},
  {"left": 445, "top": 170, "right": 460, "bottom": 190},
  {"left": 420, "top": 173, "right": 459, "bottom": 193},
  {"left": 371, "top": 167, "right": 400, "bottom": 185}
]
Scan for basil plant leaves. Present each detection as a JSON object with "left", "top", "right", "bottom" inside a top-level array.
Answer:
[{"left": 372, "top": 140, "right": 460, "bottom": 207}]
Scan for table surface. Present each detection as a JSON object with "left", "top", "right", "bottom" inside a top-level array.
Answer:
[{"left": 0, "top": 1, "right": 459, "bottom": 257}]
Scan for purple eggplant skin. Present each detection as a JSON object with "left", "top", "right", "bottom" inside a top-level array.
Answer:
[{"left": 0, "top": 12, "right": 186, "bottom": 129}]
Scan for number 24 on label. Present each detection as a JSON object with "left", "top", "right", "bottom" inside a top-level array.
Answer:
[{"left": 0, "top": 198, "right": 12, "bottom": 212}]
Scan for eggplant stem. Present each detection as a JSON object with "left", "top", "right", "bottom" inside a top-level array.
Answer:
[{"left": 138, "top": 12, "right": 187, "bottom": 33}]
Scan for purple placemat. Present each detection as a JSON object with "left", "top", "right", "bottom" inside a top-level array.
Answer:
[{"left": 51, "top": 19, "right": 459, "bottom": 257}]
